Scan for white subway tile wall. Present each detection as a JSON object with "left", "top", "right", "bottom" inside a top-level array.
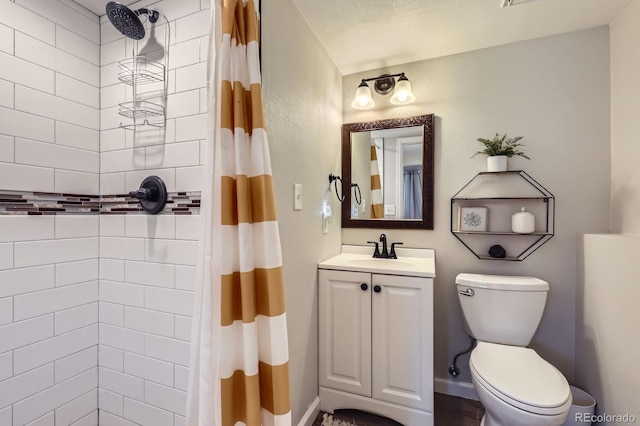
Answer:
[
  {"left": 0, "top": 216, "right": 99, "bottom": 424},
  {"left": 98, "top": 211, "right": 201, "bottom": 424},
  {"left": 97, "top": 1, "right": 207, "bottom": 425},
  {"left": 0, "top": 0, "right": 208, "bottom": 425},
  {"left": 1, "top": 7, "right": 102, "bottom": 422},
  {"left": 0, "top": 0, "right": 100, "bottom": 195}
]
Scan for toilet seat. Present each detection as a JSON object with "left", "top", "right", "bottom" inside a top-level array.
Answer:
[{"left": 470, "top": 342, "right": 571, "bottom": 416}]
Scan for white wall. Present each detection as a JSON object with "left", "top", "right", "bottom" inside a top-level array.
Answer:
[
  {"left": 0, "top": 1, "right": 100, "bottom": 424},
  {"left": 262, "top": 0, "right": 343, "bottom": 422},
  {"left": 610, "top": 0, "right": 640, "bottom": 235},
  {"left": 97, "top": 1, "right": 208, "bottom": 425},
  {"left": 573, "top": 1, "right": 640, "bottom": 422},
  {"left": 342, "top": 27, "right": 612, "bottom": 387},
  {"left": 576, "top": 235, "right": 640, "bottom": 422}
]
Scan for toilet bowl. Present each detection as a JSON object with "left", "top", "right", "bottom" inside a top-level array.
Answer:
[
  {"left": 470, "top": 342, "right": 571, "bottom": 426},
  {"left": 455, "top": 273, "right": 572, "bottom": 426}
]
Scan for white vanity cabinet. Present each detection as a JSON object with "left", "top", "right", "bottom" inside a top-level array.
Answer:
[
  {"left": 318, "top": 249, "right": 434, "bottom": 426},
  {"left": 318, "top": 270, "right": 372, "bottom": 397}
]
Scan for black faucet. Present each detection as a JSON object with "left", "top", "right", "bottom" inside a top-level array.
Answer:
[
  {"left": 379, "top": 233, "right": 388, "bottom": 258},
  {"left": 367, "top": 234, "right": 403, "bottom": 259}
]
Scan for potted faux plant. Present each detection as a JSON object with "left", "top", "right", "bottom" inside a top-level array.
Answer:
[{"left": 473, "top": 133, "right": 530, "bottom": 172}]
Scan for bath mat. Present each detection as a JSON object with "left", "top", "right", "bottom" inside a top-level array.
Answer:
[{"left": 321, "top": 413, "right": 358, "bottom": 426}]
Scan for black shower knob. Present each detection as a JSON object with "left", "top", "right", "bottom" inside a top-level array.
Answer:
[{"left": 128, "top": 175, "right": 168, "bottom": 214}]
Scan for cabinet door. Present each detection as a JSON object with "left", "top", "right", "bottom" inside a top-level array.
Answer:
[
  {"left": 318, "top": 269, "right": 372, "bottom": 397},
  {"left": 372, "top": 274, "right": 433, "bottom": 411}
]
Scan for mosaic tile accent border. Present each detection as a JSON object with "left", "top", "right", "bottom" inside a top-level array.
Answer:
[
  {"left": 0, "top": 191, "right": 101, "bottom": 215},
  {"left": 0, "top": 190, "right": 201, "bottom": 215},
  {"left": 101, "top": 192, "right": 201, "bottom": 215}
]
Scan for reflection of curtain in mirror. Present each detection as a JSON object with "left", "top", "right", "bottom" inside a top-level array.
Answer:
[
  {"left": 374, "top": 138, "right": 384, "bottom": 195},
  {"left": 403, "top": 166, "right": 422, "bottom": 219},
  {"left": 370, "top": 139, "right": 384, "bottom": 218}
]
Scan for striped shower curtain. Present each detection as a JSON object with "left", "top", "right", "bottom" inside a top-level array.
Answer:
[
  {"left": 370, "top": 139, "right": 384, "bottom": 218},
  {"left": 187, "top": 0, "right": 292, "bottom": 425}
]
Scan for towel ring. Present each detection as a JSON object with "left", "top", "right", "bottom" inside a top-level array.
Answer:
[
  {"left": 328, "top": 174, "right": 345, "bottom": 202},
  {"left": 351, "top": 183, "right": 362, "bottom": 205}
]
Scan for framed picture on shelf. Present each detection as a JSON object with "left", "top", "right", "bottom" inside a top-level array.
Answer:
[{"left": 458, "top": 206, "right": 488, "bottom": 232}]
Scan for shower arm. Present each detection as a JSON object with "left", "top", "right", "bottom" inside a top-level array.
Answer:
[{"left": 136, "top": 8, "right": 159, "bottom": 23}]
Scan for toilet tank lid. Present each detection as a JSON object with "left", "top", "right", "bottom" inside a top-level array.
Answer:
[{"left": 456, "top": 273, "right": 549, "bottom": 291}]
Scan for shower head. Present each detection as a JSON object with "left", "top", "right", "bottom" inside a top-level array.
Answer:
[{"left": 105, "top": 2, "right": 159, "bottom": 40}]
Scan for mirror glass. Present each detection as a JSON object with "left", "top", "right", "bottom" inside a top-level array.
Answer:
[{"left": 341, "top": 114, "right": 434, "bottom": 229}]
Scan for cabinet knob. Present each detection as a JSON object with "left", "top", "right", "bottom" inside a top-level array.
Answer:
[
  {"left": 373, "top": 285, "right": 382, "bottom": 293},
  {"left": 360, "top": 283, "right": 368, "bottom": 291}
]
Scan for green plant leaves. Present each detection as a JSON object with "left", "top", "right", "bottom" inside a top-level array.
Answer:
[{"left": 472, "top": 133, "right": 530, "bottom": 159}]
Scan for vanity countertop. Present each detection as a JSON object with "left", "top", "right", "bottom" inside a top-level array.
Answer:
[{"left": 319, "top": 245, "right": 435, "bottom": 278}]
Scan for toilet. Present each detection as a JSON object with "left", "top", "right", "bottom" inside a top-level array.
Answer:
[{"left": 456, "top": 273, "right": 572, "bottom": 426}]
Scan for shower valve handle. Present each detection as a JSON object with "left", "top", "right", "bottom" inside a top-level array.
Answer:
[
  {"left": 127, "top": 176, "right": 167, "bottom": 215},
  {"left": 128, "top": 187, "right": 158, "bottom": 201}
]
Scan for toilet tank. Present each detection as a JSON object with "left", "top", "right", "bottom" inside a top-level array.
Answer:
[{"left": 456, "top": 273, "right": 549, "bottom": 346}]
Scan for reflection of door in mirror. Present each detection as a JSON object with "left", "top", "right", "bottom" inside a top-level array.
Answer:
[
  {"left": 398, "top": 137, "right": 423, "bottom": 219},
  {"left": 377, "top": 127, "right": 423, "bottom": 220}
]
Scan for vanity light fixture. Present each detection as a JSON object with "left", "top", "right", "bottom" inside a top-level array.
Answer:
[
  {"left": 352, "top": 81, "right": 375, "bottom": 110},
  {"left": 351, "top": 73, "right": 415, "bottom": 110}
]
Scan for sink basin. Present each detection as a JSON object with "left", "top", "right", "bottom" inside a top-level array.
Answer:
[
  {"left": 344, "top": 258, "right": 416, "bottom": 269},
  {"left": 318, "top": 245, "right": 435, "bottom": 277}
]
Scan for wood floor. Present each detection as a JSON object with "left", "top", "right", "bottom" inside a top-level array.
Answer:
[{"left": 312, "top": 393, "right": 485, "bottom": 426}]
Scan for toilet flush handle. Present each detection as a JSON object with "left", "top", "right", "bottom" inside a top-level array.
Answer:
[{"left": 458, "top": 288, "right": 475, "bottom": 297}]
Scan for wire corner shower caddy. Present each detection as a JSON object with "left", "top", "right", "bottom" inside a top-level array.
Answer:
[{"left": 107, "top": 2, "right": 170, "bottom": 132}]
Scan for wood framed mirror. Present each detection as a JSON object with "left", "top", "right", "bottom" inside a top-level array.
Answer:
[{"left": 341, "top": 114, "right": 434, "bottom": 229}]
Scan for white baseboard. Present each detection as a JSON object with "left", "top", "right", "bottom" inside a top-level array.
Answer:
[
  {"left": 434, "top": 377, "right": 479, "bottom": 401},
  {"left": 297, "top": 396, "right": 321, "bottom": 426}
]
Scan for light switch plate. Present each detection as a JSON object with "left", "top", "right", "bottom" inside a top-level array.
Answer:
[{"left": 293, "top": 183, "right": 302, "bottom": 210}]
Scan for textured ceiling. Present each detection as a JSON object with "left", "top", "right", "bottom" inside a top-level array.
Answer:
[
  {"left": 292, "top": 0, "right": 633, "bottom": 75},
  {"left": 75, "top": 0, "right": 633, "bottom": 76}
]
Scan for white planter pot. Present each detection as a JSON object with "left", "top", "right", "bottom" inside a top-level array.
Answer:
[{"left": 487, "top": 155, "right": 508, "bottom": 172}]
